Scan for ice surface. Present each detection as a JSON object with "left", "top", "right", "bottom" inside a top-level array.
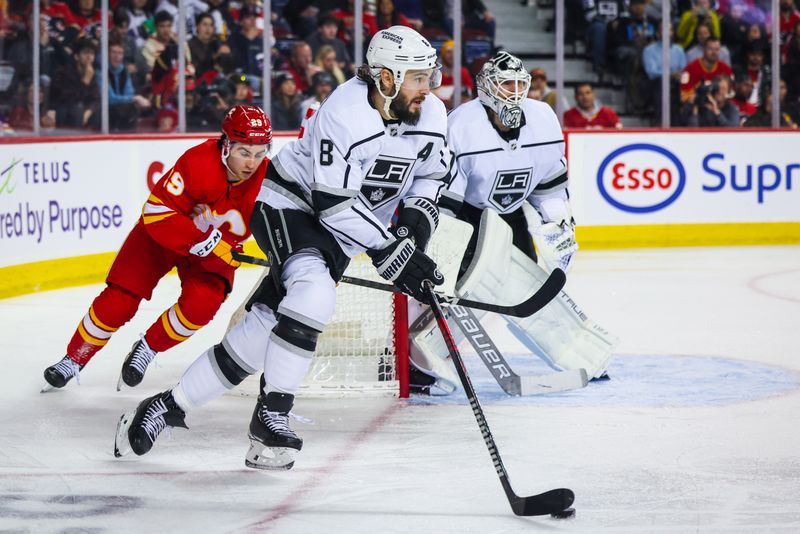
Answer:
[{"left": 1, "top": 246, "right": 799, "bottom": 532}]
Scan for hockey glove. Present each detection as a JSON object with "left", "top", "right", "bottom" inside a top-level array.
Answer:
[
  {"left": 393, "top": 197, "right": 439, "bottom": 252},
  {"left": 190, "top": 228, "right": 242, "bottom": 269},
  {"left": 533, "top": 221, "right": 578, "bottom": 273},
  {"left": 368, "top": 237, "right": 444, "bottom": 303}
]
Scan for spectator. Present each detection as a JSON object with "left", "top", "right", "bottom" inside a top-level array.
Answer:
[
  {"left": 155, "top": 0, "right": 210, "bottom": 38},
  {"left": 784, "top": 22, "right": 800, "bottom": 98},
  {"left": 124, "top": 0, "right": 154, "bottom": 48},
  {"left": 285, "top": 41, "right": 321, "bottom": 95},
  {"left": 188, "top": 74, "right": 232, "bottom": 130},
  {"left": 329, "top": 0, "right": 379, "bottom": 51},
  {"left": 305, "top": 14, "right": 352, "bottom": 72},
  {"left": 563, "top": 82, "right": 623, "bottom": 128},
  {"left": 680, "top": 37, "right": 733, "bottom": 103},
  {"left": 7, "top": 12, "right": 68, "bottom": 86},
  {"left": 155, "top": 104, "right": 178, "bottom": 132},
  {"left": 686, "top": 22, "right": 732, "bottom": 65},
  {"left": 314, "top": 44, "right": 346, "bottom": 86},
  {"left": 51, "top": 37, "right": 100, "bottom": 129},
  {"left": 433, "top": 40, "right": 474, "bottom": 110},
  {"left": 740, "top": 42, "right": 769, "bottom": 106},
  {"left": 608, "top": 0, "right": 656, "bottom": 78},
  {"left": 720, "top": 2, "right": 751, "bottom": 61},
  {"left": 282, "top": 0, "right": 322, "bottom": 38},
  {"left": 61, "top": 0, "right": 109, "bottom": 47},
  {"left": 731, "top": 74, "right": 757, "bottom": 120},
  {"left": 778, "top": 78, "right": 800, "bottom": 123},
  {"left": 229, "top": 71, "right": 254, "bottom": 105},
  {"left": 684, "top": 75, "right": 740, "bottom": 126},
  {"left": 228, "top": 5, "right": 263, "bottom": 79},
  {"left": 394, "top": 0, "right": 425, "bottom": 30},
  {"left": 676, "top": 0, "right": 721, "bottom": 49},
  {"left": 527, "top": 67, "right": 568, "bottom": 112},
  {"left": 742, "top": 22, "right": 768, "bottom": 60},
  {"left": 205, "top": 0, "right": 233, "bottom": 41},
  {"left": 456, "top": 0, "right": 496, "bottom": 41},
  {"left": 582, "top": 0, "right": 627, "bottom": 77},
  {"left": 7, "top": 81, "right": 57, "bottom": 132},
  {"left": 111, "top": 7, "right": 138, "bottom": 69},
  {"left": 744, "top": 92, "right": 798, "bottom": 127},
  {"left": 189, "top": 12, "right": 224, "bottom": 77},
  {"left": 103, "top": 40, "right": 151, "bottom": 131},
  {"left": 376, "top": 0, "right": 413, "bottom": 31},
  {"left": 299, "top": 71, "right": 335, "bottom": 122},
  {"left": 271, "top": 71, "right": 303, "bottom": 130},
  {"left": 642, "top": 23, "right": 687, "bottom": 121},
  {"left": 777, "top": 0, "right": 800, "bottom": 48},
  {"left": 138, "top": 10, "right": 174, "bottom": 74}
]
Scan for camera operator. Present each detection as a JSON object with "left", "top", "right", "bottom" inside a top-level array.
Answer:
[
  {"left": 685, "top": 76, "right": 740, "bottom": 127},
  {"left": 187, "top": 76, "right": 234, "bottom": 130}
]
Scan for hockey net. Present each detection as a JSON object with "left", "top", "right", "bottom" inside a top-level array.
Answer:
[{"left": 299, "top": 254, "right": 409, "bottom": 398}]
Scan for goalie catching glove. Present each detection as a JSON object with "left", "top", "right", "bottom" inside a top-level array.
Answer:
[
  {"left": 533, "top": 221, "right": 578, "bottom": 273},
  {"left": 368, "top": 237, "right": 444, "bottom": 303}
]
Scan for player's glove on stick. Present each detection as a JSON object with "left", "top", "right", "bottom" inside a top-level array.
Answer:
[
  {"left": 368, "top": 237, "right": 444, "bottom": 304},
  {"left": 394, "top": 197, "right": 439, "bottom": 251},
  {"left": 190, "top": 227, "right": 242, "bottom": 274}
]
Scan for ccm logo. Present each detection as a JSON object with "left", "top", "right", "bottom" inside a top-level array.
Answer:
[{"left": 597, "top": 144, "right": 686, "bottom": 213}]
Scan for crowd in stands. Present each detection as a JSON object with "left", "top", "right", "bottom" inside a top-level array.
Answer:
[
  {"left": 563, "top": 0, "right": 800, "bottom": 126},
  {"left": 0, "top": 0, "right": 797, "bottom": 133},
  {"left": 0, "top": 0, "right": 497, "bottom": 133}
]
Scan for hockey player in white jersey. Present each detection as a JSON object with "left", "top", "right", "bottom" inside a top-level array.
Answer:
[
  {"left": 114, "top": 26, "right": 449, "bottom": 469},
  {"left": 409, "top": 51, "right": 616, "bottom": 394}
]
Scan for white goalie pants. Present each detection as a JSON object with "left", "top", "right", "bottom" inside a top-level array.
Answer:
[{"left": 173, "top": 250, "right": 337, "bottom": 410}]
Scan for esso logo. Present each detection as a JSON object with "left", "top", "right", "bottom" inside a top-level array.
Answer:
[{"left": 597, "top": 144, "right": 686, "bottom": 213}]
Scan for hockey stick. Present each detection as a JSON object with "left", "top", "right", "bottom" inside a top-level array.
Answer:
[
  {"left": 448, "top": 304, "right": 589, "bottom": 396},
  {"left": 232, "top": 252, "right": 566, "bottom": 318},
  {"left": 424, "top": 281, "right": 575, "bottom": 516}
]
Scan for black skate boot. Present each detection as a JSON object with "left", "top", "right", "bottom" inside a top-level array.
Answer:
[
  {"left": 42, "top": 355, "right": 84, "bottom": 392},
  {"left": 114, "top": 390, "right": 187, "bottom": 458},
  {"left": 117, "top": 335, "right": 157, "bottom": 390},
  {"left": 245, "top": 390, "right": 303, "bottom": 470}
]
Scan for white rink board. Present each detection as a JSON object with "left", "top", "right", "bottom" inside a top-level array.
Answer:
[
  {"left": 567, "top": 131, "right": 800, "bottom": 226},
  {"left": 0, "top": 135, "right": 294, "bottom": 268}
]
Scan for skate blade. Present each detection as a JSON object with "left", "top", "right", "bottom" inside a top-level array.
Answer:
[
  {"left": 116, "top": 372, "right": 123, "bottom": 392},
  {"left": 114, "top": 410, "right": 136, "bottom": 458},
  {"left": 244, "top": 440, "right": 297, "bottom": 471},
  {"left": 40, "top": 382, "right": 57, "bottom": 393}
]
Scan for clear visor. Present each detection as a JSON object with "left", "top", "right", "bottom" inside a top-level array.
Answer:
[{"left": 402, "top": 65, "right": 442, "bottom": 91}]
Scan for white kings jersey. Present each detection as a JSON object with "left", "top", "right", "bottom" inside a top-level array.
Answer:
[
  {"left": 441, "top": 98, "right": 568, "bottom": 217},
  {"left": 261, "top": 77, "right": 450, "bottom": 257}
]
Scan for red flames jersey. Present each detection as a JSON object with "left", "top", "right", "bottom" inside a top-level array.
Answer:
[{"left": 141, "top": 139, "right": 267, "bottom": 255}]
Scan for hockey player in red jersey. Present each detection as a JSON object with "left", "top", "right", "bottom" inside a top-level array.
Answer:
[{"left": 42, "top": 105, "right": 272, "bottom": 391}]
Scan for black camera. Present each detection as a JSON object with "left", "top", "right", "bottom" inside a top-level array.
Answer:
[{"left": 694, "top": 81, "right": 719, "bottom": 105}]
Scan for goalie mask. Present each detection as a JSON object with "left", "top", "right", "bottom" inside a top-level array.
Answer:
[
  {"left": 477, "top": 51, "right": 531, "bottom": 129},
  {"left": 366, "top": 26, "right": 442, "bottom": 116}
]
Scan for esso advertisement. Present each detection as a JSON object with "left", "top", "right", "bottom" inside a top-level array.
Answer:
[
  {"left": 568, "top": 132, "right": 800, "bottom": 225},
  {"left": 596, "top": 144, "right": 685, "bottom": 213}
]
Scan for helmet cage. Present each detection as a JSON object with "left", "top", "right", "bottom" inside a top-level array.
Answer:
[{"left": 477, "top": 52, "right": 531, "bottom": 128}]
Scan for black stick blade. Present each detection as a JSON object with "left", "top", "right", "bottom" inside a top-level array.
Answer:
[
  {"left": 512, "top": 268, "right": 567, "bottom": 318},
  {"left": 512, "top": 488, "right": 575, "bottom": 516}
]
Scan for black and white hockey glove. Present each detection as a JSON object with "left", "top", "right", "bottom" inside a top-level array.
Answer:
[
  {"left": 368, "top": 237, "right": 444, "bottom": 303},
  {"left": 393, "top": 197, "right": 439, "bottom": 252}
]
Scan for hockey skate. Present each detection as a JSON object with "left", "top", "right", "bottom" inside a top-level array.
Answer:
[
  {"left": 245, "top": 391, "right": 303, "bottom": 471},
  {"left": 41, "top": 355, "right": 83, "bottom": 392},
  {"left": 117, "top": 335, "right": 157, "bottom": 391},
  {"left": 114, "top": 390, "right": 187, "bottom": 458}
]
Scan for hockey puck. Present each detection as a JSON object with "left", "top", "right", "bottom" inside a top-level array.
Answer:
[{"left": 550, "top": 507, "right": 576, "bottom": 519}]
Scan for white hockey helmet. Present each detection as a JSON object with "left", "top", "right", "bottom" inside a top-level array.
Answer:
[
  {"left": 477, "top": 51, "right": 531, "bottom": 128},
  {"left": 366, "top": 26, "right": 441, "bottom": 115}
]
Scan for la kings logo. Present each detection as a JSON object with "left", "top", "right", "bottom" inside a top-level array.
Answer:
[
  {"left": 489, "top": 168, "right": 533, "bottom": 211},
  {"left": 360, "top": 155, "right": 416, "bottom": 209}
]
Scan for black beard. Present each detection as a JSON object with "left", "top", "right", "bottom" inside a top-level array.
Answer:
[{"left": 390, "top": 91, "right": 422, "bottom": 125}]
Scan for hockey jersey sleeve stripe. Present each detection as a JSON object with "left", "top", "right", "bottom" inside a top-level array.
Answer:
[
  {"left": 533, "top": 171, "right": 568, "bottom": 194},
  {"left": 351, "top": 203, "right": 392, "bottom": 240},
  {"left": 143, "top": 212, "right": 176, "bottom": 225},
  {"left": 456, "top": 147, "right": 504, "bottom": 160},
  {"left": 319, "top": 218, "right": 372, "bottom": 250},
  {"left": 439, "top": 189, "right": 464, "bottom": 211},
  {"left": 311, "top": 182, "right": 359, "bottom": 198},
  {"left": 265, "top": 181, "right": 314, "bottom": 214},
  {"left": 143, "top": 202, "right": 174, "bottom": 215},
  {"left": 316, "top": 196, "right": 357, "bottom": 219}
]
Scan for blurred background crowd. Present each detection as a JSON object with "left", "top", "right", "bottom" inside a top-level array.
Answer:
[{"left": 0, "top": 0, "right": 797, "bottom": 134}]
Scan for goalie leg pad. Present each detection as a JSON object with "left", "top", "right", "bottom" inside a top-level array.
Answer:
[
  {"left": 456, "top": 209, "right": 617, "bottom": 379},
  {"left": 408, "top": 305, "right": 459, "bottom": 396}
]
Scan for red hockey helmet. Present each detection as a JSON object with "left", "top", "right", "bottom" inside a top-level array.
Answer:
[{"left": 221, "top": 105, "right": 272, "bottom": 145}]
